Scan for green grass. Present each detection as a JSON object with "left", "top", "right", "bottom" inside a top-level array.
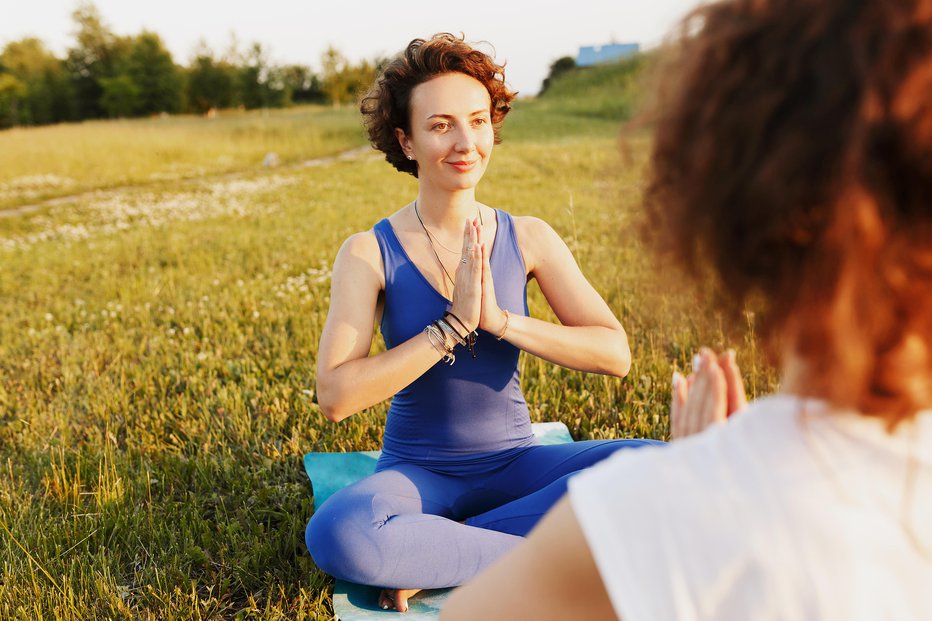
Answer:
[
  {"left": 0, "top": 63, "right": 778, "bottom": 619},
  {"left": 0, "top": 106, "right": 366, "bottom": 212}
]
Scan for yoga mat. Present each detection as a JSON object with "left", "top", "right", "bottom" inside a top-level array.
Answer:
[{"left": 303, "top": 421, "right": 574, "bottom": 620}]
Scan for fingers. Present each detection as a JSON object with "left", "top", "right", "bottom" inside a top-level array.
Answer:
[
  {"left": 671, "top": 349, "right": 728, "bottom": 440},
  {"left": 685, "top": 351, "right": 727, "bottom": 436},
  {"left": 481, "top": 241, "right": 493, "bottom": 290},
  {"left": 459, "top": 218, "right": 478, "bottom": 266},
  {"left": 461, "top": 218, "right": 472, "bottom": 255},
  {"left": 456, "top": 220, "right": 483, "bottom": 277},
  {"left": 462, "top": 218, "right": 481, "bottom": 272},
  {"left": 470, "top": 231, "right": 482, "bottom": 276},
  {"left": 671, "top": 371, "right": 687, "bottom": 439},
  {"left": 451, "top": 219, "right": 484, "bottom": 330},
  {"left": 718, "top": 349, "right": 748, "bottom": 416}
]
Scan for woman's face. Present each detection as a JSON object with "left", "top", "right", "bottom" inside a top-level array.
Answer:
[{"left": 398, "top": 72, "right": 495, "bottom": 192}]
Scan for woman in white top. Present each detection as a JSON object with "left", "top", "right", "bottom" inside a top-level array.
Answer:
[{"left": 442, "top": 0, "right": 932, "bottom": 619}]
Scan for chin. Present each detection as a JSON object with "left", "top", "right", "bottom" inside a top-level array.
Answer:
[{"left": 443, "top": 175, "right": 483, "bottom": 191}]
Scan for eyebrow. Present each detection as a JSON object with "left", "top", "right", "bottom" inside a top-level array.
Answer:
[{"left": 425, "top": 110, "right": 490, "bottom": 120}]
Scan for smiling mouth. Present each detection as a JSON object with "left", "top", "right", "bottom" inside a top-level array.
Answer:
[{"left": 447, "top": 160, "right": 478, "bottom": 171}]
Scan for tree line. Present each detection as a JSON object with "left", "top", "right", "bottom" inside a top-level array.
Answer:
[{"left": 0, "top": 3, "right": 381, "bottom": 129}]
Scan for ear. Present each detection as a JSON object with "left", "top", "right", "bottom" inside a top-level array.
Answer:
[{"left": 395, "top": 127, "right": 414, "bottom": 160}]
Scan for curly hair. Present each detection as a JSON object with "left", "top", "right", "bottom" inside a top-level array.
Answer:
[
  {"left": 360, "top": 33, "right": 517, "bottom": 177},
  {"left": 645, "top": 0, "right": 932, "bottom": 427}
]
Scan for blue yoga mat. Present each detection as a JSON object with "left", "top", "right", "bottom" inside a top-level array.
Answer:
[{"left": 303, "top": 421, "right": 574, "bottom": 620}]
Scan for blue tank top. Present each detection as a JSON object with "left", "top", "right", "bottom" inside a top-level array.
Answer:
[{"left": 372, "top": 210, "right": 535, "bottom": 462}]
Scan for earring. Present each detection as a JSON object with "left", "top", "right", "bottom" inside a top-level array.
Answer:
[{"left": 407, "top": 154, "right": 414, "bottom": 160}]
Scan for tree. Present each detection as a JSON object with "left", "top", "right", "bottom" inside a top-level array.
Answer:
[
  {"left": 321, "top": 46, "right": 376, "bottom": 107},
  {"left": 187, "top": 50, "right": 236, "bottom": 113},
  {"left": 0, "top": 73, "right": 28, "bottom": 128},
  {"left": 99, "top": 74, "right": 138, "bottom": 117},
  {"left": 126, "top": 31, "right": 183, "bottom": 115},
  {"left": 0, "top": 38, "right": 73, "bottom": 125},
  {"left": 344, "top": 58, "right": 377, "bottom": 103},
  {"left": 320, "top": 46, "right": 350, "bottom": 106},
  {"left": 540, "top": 56, "right": 576, "bottom": 95},
  {"left": 280, "top": 64, "right": 324, "bottom": 104},
  {"left": 65, "top": 2, "right": 134, "bottom": 119},
  {"left": 239, "top": 42, "right": 269, "bottom": 109}
]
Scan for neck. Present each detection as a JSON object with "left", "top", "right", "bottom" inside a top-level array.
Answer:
[
  {"left": 415, "top": 185, "right": 479, "bottom": 231},
  {"left": 780, "top": 353, "right": 807, "bottom": 397}
]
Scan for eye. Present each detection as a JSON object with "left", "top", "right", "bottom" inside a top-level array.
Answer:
[
  {"left": 472, "top": 117, "right": 488, "bottom": 127},
  {"left": 432, "top": 122, "right": 450, "bottom": 131}
]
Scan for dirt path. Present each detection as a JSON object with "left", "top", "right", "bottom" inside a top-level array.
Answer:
[{"left": 0, "top": 145, "right": 373, "bottom": 219}]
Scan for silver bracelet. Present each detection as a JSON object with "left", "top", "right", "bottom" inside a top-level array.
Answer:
[
  {"left": 424, "top": 324, "right": 455, "bottom": 365},
  {"left": 437, "top": 318, "right": 466, "bottom": 346}
]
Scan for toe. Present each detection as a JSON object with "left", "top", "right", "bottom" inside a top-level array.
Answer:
[{"left": 378, "top": 589, "right": 393, "bottom": 610}]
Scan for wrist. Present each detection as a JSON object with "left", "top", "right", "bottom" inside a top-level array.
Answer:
[{"left": 494, "top": 309, "right": 511, "bottom": 340}]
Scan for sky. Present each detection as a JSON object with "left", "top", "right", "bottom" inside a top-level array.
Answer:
[{"left": 1, "top": 0, "right": 703, "bottom": 95}]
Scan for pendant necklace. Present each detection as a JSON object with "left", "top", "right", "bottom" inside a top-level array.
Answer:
[{"left": 413, "top": 200, "right": 483, "bottom": 296}]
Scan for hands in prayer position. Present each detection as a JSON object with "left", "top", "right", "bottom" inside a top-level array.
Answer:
[
  {"left": 671, "top": 348, "right": 748, "bottom": 440},
  {"left": 448, "top": 217, "right": 508, "bottom": 336}
]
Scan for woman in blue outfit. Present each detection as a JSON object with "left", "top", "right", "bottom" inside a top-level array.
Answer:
[{"left": 305, "top": 33, "right": 660, "bottom": 612}]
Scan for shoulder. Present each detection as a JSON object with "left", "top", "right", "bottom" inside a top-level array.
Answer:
[
  {"left": 336, "top": 229, "right": 381, "bottom": 262},
  {"left": 511, "top": 215, "right": 559, "bottom": 239},
  {"left": 511, "top": 216, "right": 566, "bottom": 273},
  {"left": 332, "top": 229, "right": 384, "bottom": 287},
  {"left": 567, "top": 397, "right": 818, "bottom": 620},
  {"left": 573, "top": 396, "right": 806, "bottom": 501}
]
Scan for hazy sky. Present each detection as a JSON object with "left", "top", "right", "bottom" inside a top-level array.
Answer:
[{"left": 1, "top": 0, "right": 702, "bottom": 95}]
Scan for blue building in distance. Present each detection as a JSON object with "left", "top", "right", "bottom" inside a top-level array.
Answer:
[{"left": 576, "top": 42, "right": 640, "bottom": 66}]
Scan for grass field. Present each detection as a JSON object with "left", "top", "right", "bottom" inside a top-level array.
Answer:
[{"left": 0, "top": 59, "right": 778, "bottom": 619}]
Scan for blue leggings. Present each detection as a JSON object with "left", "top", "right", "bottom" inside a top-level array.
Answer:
[{"left": 305, "top": 438, "right": 661, "bottom": 589}]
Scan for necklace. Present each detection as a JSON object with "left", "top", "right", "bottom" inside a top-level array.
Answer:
[
  {"left": 413, "top": 200, "right": 484, "bottom": 294},
  {"left": 415, "top": 200, "right": 483, "bottom": 252},
  {"left": 414, "top": 199, "right": 485, "bottom": 254}
]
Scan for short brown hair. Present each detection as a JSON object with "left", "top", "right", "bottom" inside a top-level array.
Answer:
[
  {"left": 645, "top": 0, "right": 932, "bottom": 427},
  {"left": 360, "top": 33, "right": 517, "bottom": 177}
]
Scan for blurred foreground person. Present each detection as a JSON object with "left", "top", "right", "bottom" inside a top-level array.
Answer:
[{"left": 443, "top": 1, "right": 932, "bottom": 619}]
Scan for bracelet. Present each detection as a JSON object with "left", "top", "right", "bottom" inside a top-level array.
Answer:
[
  {"left": 444, "top": 311, "right": 472, "bottom": 335},
  {"left": 495, "top": 309, "right": 510, "bottom": 341},
  {"left": 444, "top": 311, "right": 478, "bottom": 358},
  {"left": 424, "top": 324, "right": 455, "bottom": 365},
  {"left": 436, "top": 318, "right": 466, "bottom": 347}
]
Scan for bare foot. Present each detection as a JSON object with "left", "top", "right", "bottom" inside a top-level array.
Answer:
[{"left": 378, "top": 588, "right": 422, "bottom": 613}]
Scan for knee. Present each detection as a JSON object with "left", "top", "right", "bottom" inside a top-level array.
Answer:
[
  {"left": 305, "top": 500, "right": 355, "bottom": 579},
  {"left": 304, "top": 494, "right": 393, "bottom": 585},
  {"left": 304, "top": 510, "right": 330, "bottom": 569}
]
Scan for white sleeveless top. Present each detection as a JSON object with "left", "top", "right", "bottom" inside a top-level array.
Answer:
[{"left": 569, "top": 394, "right": 932, "bottom": 621}]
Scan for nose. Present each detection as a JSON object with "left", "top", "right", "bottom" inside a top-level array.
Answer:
[{"left": 454, "top": 125, "right": 475, "bottom": 153}]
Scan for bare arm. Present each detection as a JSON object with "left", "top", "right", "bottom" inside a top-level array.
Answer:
[
  {"left": 480, "top": 217, "right": 630, "bottom": 377},
  {"left": 316, "top": 224, "right": 483, "bottom": 422},
  {"left": 441, "top": 497, "right": 618, "bottom": 621}
]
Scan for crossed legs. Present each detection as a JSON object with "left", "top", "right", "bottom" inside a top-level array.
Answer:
[{"left": 305, "top": 438, "right": 663, "bottom": 590}]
